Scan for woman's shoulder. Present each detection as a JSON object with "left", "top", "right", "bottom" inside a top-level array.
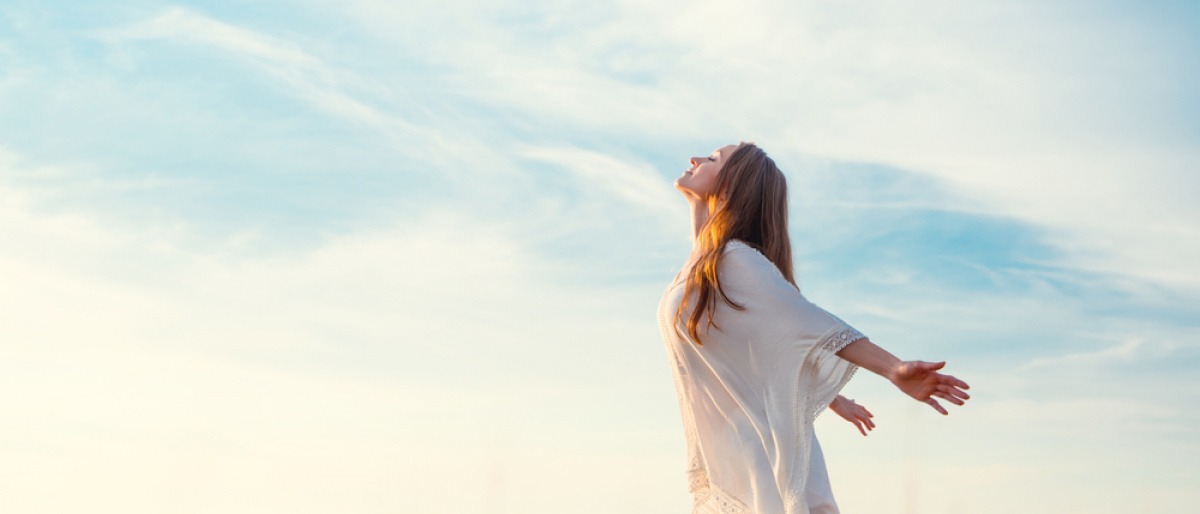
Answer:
[
  {"left": 723, "top": 239, "right": 768, "bottom": 262},
  {"left": 721, "top": 240, "right": 783, "bottom": 279}
]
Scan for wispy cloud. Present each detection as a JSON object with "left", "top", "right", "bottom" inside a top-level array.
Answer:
[
  {"left": 92, "top": 7, "right": 441, "bottom": 158},
  {"left": 330, "top": 0, "right": 1200, "bottom": 292},
  {"left": 1022, "top": 338, "right": 1151, "bottom": 369},
  {"left": 520, "top": 144, "right": 679, "bottom": 217}
]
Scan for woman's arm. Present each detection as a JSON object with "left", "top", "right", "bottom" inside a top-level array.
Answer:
[{"left": 836, "top": 338, "right": 971, "bottom": 415}]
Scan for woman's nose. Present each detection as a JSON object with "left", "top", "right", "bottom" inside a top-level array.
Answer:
[{"left": 688, "top": 156, "right": 701, "bottom": 167}]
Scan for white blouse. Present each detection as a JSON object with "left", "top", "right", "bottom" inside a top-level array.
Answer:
[{"left": 657, "top": 240, "right": 865, "bottom": 514}]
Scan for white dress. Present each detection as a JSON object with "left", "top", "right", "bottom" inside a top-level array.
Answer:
[{"left": 657, "top": 240, "right": 865, "bottom": 514}]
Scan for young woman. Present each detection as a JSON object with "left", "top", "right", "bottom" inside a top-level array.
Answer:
[{"left": 657, "top": 142, "right": 971, "bottom": 514}]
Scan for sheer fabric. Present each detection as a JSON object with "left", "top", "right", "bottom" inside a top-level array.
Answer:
[{"left": 657, "top": 240, "right": 864, "bottom": 514}]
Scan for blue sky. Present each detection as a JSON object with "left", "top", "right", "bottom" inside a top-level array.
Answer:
[{"left": 2, "top": 1, "right": 1198, "bottom": 512}]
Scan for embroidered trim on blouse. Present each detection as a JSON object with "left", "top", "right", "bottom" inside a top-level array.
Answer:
[
  {"left": 693, "top": 484, "right": 750, "bottom": 514},
  {"left": 821, "top": 327, "right": 866, "bottom": 353},
  {"left": 687, "top": 467, "right": 707, "bottom": 492}
]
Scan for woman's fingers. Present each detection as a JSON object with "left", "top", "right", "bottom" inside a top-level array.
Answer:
[
  {"left": 925, "top": 397, "right": 948, "bottom": 415},
  {"left": 935, "top": 374, "right": 970, "bottom": 398},
  {"left": 940, "top": 387, "right": 969, "bottom": 401},
  {"left": 937, "top": 383, "right": 970, "bottom": 401},
  {"left": 862, "top": 415, "right": 875, "bottom": 431},
  {"left": 938, "top": 372, "right": 970, "bottom": 390},
  {"left": 921, "top": 361, "right": 947, "bottom": 372},
  {"left": 933, "top": 391, "right": 964, "bottom": 405}
]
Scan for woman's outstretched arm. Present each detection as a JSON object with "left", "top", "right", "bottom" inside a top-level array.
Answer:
[{"left": 835, "top": 338, "right": 971, "bottom": 415}]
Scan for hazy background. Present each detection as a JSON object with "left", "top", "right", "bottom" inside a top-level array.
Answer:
[{"left": 2, "top": 1, "right": 1197, "bottom": 512}]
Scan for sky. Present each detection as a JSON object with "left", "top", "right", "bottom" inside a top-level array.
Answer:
[{"left": 1, "top": 1, "right": 1198, "bottom": 512}]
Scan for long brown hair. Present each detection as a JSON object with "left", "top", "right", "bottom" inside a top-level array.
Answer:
[{"left": 675, "top": 143, "right": 795, "bottom": 345}]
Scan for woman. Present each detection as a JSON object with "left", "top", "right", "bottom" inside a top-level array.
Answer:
[{"left": 657, "top": 142, "right": 970, "bottom": 514}]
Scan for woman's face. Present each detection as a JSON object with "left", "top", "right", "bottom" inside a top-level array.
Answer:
[{"left": 675, "top": 144, "right": 738, "bottom": 199}]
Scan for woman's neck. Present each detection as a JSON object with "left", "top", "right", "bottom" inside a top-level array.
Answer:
[{"left": 688, "top": 199, "right": 711, "bottom": 249}]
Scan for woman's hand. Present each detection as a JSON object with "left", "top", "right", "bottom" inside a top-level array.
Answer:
[
  {"left": 888, "top": 361, "right": 971, "bottom": 415},
  {"left": 829, "top": 395, "right": 875, "bottom": 436}
]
